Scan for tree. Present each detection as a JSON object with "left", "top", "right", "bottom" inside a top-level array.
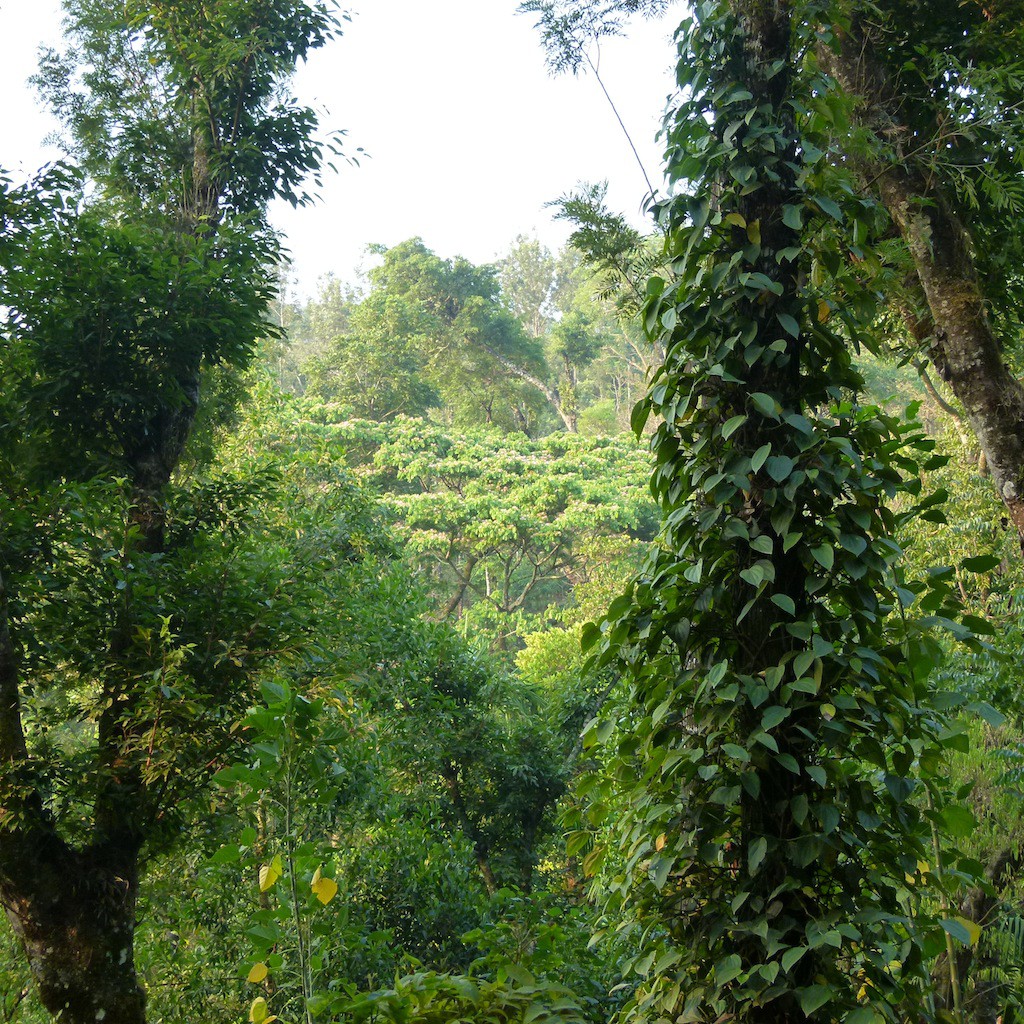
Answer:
[
  {"left": 498, "top": 235, "right": 560, "bottom": 339},
  {"left": 320, "top": 417, "right": 656, "bottom": 645},
  {"left": 0, "top": 1, "right": 344, "bottom": 1019},
  {"left": 557, "top": 2, "right": 983, "bottom": 1022},
  {"left": 305, "top": 292, "right": 440, "bottom": 419},
  {"left": 363, "top": 239, "right": 560, "bottom": 431},
  {"left": 361, "top": 238, "right": 610, "bottom": 433},
  {"left": 816, "top": 0, "right": 1024, "bottom": 548}
]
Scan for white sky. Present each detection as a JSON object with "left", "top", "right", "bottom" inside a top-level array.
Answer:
[{"left": 0, "top": 0, "right": 682, "bottom": 299}]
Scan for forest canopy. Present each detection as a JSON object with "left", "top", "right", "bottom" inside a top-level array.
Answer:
[{"left": 2, "top": 2, "right": 1024, "bottom": 1024}]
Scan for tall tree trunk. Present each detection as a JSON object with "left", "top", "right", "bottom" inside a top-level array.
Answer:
[
  {"left": 0, "top": 204, "right": 210, "bottom": 1024},
  {"left": 727, "top": 5, "right": 817, "bottom": 1019},
  {"left": 819, "top": 23, "right": 1024, "bottom": 547}
]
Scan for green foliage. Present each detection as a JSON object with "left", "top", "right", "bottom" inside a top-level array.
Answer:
[
  {"left": 466, "top": 889, "right": 630, "bottom": 1022},
  {"left": 316, "top": 416, "right": 655, "bottom": 644},
  {"left": 306, "top": 239, "right": 547, "bottom": 430},
  {"left": 337, "top": 969, "right": 587, "bottom": 1024},
  {"left": 898, "top": 429, "right": 1024, "bottom": 624},
  {"left": 548, "top": 184, "right": 655, "bottom": 317},
  {"left": 35, "top": 0, "right": 349, "bottom": 216},
  {"left": 215, "top": 678, "right": 373, "bottom": 1022},
  {"left": 304, "top": 291, "right": 439, "bottom": 419},
  {"left": 1, "top": 168, "right": 277, "bottom": 485}
]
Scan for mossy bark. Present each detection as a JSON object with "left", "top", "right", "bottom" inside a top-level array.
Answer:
[{"left": 820, "top": 24, "right": 1024, "bottom": 549}]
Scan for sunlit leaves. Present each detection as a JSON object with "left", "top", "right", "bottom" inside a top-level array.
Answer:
[
  {"left": 248, "top": 996, "right": 278, "bottom": 1024},
  {"left": 323, "top": 416, "right": 655, "bottom": 633},
  {"left": 310, "top": 865, "right": 338, "bottom": 905},
  {"left": 247, "top": 962, "right": 269, "bottom": 984},
  {"left": 258, "top": 855, "right": 283, "bottom": 893}
]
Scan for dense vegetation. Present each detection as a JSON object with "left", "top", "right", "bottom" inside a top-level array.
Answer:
[{"left": 2, "top": 1, "right": 1024, "bottom": 1023}]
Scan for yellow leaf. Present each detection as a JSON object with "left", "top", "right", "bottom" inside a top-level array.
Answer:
[
  {"left": 258, "top": 855, "right": 283, "bottom": 893},
  {"left": 655, "top": 834, "right": 666, "bottom": 852},
  {"left": 746, "top": 219, "right": 761, "bottom": 245},
  {"left": 247, "top": 963, "right": 268, "bottom": 984},
  {"left": 817, "top": 299, "right": 830, "bottom": 323},
  {"left": 956, "top": 916, "right": 982, "bottom": 946},
  {"left": 311, "top": 865, "right": 338, "bottom": 905},
  {"left": 724, "top": 212, "right": 747, "bottom": 228},
  {"left": 249, "top": 997, "right": 270, "bottom": 1024},
  {"left": 821, "top": 704, "right": 836, "bottom": 721}
]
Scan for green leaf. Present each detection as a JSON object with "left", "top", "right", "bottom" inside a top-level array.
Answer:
[
  {"left": 715, "top": 954, "right": 743, "bottom": 984},
  {"left": 740, "top": 564, "right": 767, "bottom": 587},
  {"left": 941, "top": 918, "right": 973, "bottom": 946},
  {"left": 846, "top": 1008, "right": 881, "bottom": 1024},
  {"left": 838, "top": 533, "right": 867, "bottom": 556},
  {"left": 748, "top": 836, "right": 767, "bottom": 873},
  {"left": 751, "top": 443, "right": 772, "bottom": 472},
  {"left": 651, "top": 854, "right": 673, "bottom": 890},
  {"left": 766, "top": 455, "right": 795, "bottom": 482},
  {"left": 781, "top": 945, "right": 807, "bottom": 973},
  {"left": 580, "top": 622, "right": 601, "bottom": 652},
  {"left": 777, "top": 312, "right": 800, "bottom": 338},
  {"left": 883, "top": 774, "right": 914, "bottom": 803},
  {"left": 722, "top": 414, "right": 747, "bottom": 439},
  {"left": 722, "top": 743, "right": 751, "bottom": 762},
  {"left": 961, "top": 554, "right": 1001, "bottom": 572},
  {"left": 781, "top": 204, "right": 803, "bottom": 229},
  {"left": 968, "top": 701, "right": 1005, "bottom": 727},
  {"left": 810, "top": 544, "right": 834, "bottom": 571},
  {"left": 208, "top": 844, "right": 241, "bottom": 865},
  {"left": 631, "top": 399, "right": 651, "bottom": 435},
  {"left": 941, "top": 805, "right": 977, "bottom": 838},
  {"left": 812, "top": 195, "right": 842, "bottom": 221},
  {"left": 761, "top": 705, "right": 789, "bottom": 730},
  {"left": 750, "top": 392, "right": 779, "bottom": 419},
  {"left": 797, "top": 985, "right": 832, "bottom": 1015}
]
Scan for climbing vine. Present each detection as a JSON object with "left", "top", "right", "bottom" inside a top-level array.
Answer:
[{"left": 579, "top": 3, "right": 988, "bottom": 1022}]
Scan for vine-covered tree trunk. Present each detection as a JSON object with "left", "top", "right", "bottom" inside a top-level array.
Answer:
[{"left": 583, "top": 1, "right": 970, "bottom": 1021}]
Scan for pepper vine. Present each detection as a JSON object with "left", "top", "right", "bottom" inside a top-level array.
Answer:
[{"left": 579, "top": 3, "right": 987, "bottom": 1021}]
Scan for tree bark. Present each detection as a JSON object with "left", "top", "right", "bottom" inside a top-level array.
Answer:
[
  {"left": 819, "top": 25, "right": 1024, "bottom": 548},
  {"left": 474, "top": 338, "right": 578, "bottom": 433},
  {"left": 2, "top": 842, "right": 145, "bottom": 1024}
]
